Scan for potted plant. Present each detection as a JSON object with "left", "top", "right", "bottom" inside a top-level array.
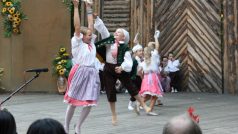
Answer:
[{"left": 52, "top": 47, "right": 72, "bottom": 94}]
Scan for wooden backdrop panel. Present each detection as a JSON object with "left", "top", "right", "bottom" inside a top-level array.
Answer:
[
  {"left": 154, "top": 0, "right": 222, "bottom": 93},
  {"left": 223, "top": 0, "right": 238, "bottom": 94}
]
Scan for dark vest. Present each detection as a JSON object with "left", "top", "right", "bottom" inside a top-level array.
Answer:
[
  {"left": 95, "top": 35, "right": 130, "bottom": 65},
  {"left": 130, "top": 57, "right": 138, "bottom": 80}
]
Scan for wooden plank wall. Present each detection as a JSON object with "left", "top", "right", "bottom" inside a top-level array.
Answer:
[
  {"left": 130, "top": 0, "right": 154, "bottom": 47},
  {"left": 223, "top": 0, "right": 238, "bottom": 94},
  {"left": 154, "top": 0, "right": 222, "bottom": 93}
]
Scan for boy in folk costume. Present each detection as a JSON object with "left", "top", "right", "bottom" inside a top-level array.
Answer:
[
  {"left": 127, "top": 33, "right": 144, "bottom": 110},
  {"left": 94, "top": 16, "right": 151, "bottom": 125},
  {"left": 63, "top": 1, "right": 101, "bottom": 133}
]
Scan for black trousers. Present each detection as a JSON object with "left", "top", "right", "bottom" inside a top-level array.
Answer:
[
  {"left": 103, "top": 63, "right": 139, "bottom": 102},
  {"left": 130, "top": 76, "right": 142, "bottom": 102},
  {"left": 169, "top": 70, "right": 181, "bottom": 91}
]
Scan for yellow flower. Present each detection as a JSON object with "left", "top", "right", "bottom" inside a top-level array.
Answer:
[
  {"left": 60, "top": 48, "right": 66, "bottom": 53},
  {"left": 59, "top": 69, "right": 65, "bottom": 75},
  {"left": 13, "top": 21, "right": 20, "bottom": 26},
  {"left": 8, "top": 7, "right": 15, "bottom": 14},
  {"left": 13, "top": 14, "right": 20, "bottom": 18},
  {"left": 56, "top": 57, "right": 61, "bottom": 60},
  {"left": 2, "top": 8, "right": 7, "bottom": 13},
  {"left": 8, "top": 15, "right": 13, "bottom": 21},
  {"left": 13, "top": 17, "right": 21, "bottom": 23},
  {"left": 63, "top": 53, "right": 69, "bottom": 57},
  {"left": 56, "top": 65, "right": 62, "bottom": 70},
  {"left": 12, "top": 24, "right": 17, "bottom": 28},
  {"left": 5, "top": 2, "right": 12, "bottom": 7},
  {"left": 2, "top": 0, "right": 6, "bottom": 2},
  {"left": 13, "top": 28, "right": 19, "bottom": 33}
]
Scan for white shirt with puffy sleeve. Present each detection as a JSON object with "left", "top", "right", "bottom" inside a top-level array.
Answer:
[
  {"left": 71, "top": 33, "right": 98, "bottom": 68},
  {"left": 140, "top": 50, "right": 160, "bottom": 73},
  {"left": 94, "top": 17, "right": 133, "bottom": 72}
]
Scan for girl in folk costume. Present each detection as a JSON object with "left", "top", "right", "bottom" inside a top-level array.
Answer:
[
  {"left": 128, "top": 33, "right": 144, "bottom": 111},
  {"left": 94, "top": 16, "right": 151, "bottom": 125},
  {"left": 139, "top": 32, "right": 163, "bottom": 115},
  {"left": 63, "top": 1, "right": 101, "bottom": 134}
]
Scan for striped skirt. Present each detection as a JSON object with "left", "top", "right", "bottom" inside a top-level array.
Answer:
[{"left": 64, "top": 64, "right": 100, "bottom": 107}]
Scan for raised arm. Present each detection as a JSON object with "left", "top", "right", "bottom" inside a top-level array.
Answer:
[
  {"left": 85, "top": 2, "right": 93, "bottom": 32},
  {"left": 154, "top": 30, "right": 160, "bottom": 51},
  {"left": 133, "top": 33, "right": 139, "bottom": 45},
  {"left": 94, "top": 16, "right": 110, "bottom": 39},
  {"left": 73, "top": 0, "right": 80, "bottom": 37}
]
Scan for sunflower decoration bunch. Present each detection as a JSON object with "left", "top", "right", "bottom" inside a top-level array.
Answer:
[
  {"left": 1, "top": 0, "right": 27, "bottom": 37},
  {"left": 52, "top": 47, "right": 72, "bottom": 78}
]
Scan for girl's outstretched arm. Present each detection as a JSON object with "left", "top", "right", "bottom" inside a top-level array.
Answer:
[
  {"left": 73, "top": 0, "right": 80, "bottom": 37},
  {"left": 86, "top": 2, "right": 93, "bottom": 32},
  {"left": 154, "top": 31, "right": 160, "bottom": 51}
]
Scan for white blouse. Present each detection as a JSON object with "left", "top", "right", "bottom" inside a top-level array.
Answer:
[
  {"left": 71, "top": 33, "right": 98, "bottom": 67},
  {"left": 167, "top": 59, "right": 180, "bottom": 72},
  {"left": 94, "top": 17, "right": 133, "bottom": 72},
  {"left": 140, "top": 50, "right": 160, "bottom": 73}
]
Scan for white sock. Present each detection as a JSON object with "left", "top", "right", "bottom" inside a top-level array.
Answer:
[
  {"left": 64, "top": 105, "right": 76, "bottom": 133},
  {"left": 75, "top": 106, "right": 92, "bottom": 134}
]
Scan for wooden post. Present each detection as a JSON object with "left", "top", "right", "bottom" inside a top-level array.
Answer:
[{"left": 223, "top": 0, "right": 238, "bottom": 94}]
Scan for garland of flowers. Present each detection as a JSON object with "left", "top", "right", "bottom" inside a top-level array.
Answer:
[
  {"left": 52, "top": 47, "right": 72, "bottom": 78},
  {"left": 1, "top": 0, "right": 27, "bottom": 37}
]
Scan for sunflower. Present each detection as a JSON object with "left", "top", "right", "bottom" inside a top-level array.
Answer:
[
  {"left": 60, "top": 60, "right": 66, "bottom": 64},
  {"left": 13, "top": 13, "right": 19, "bottom": 18},
  {"left": 56, "top": 57, "right": 61, "bottom": 60},
  {"left": 2, "top": 8, "right": 7, "bottom": 13},
  {"left": 60, "top": 48, "right": 66, "bottom": 53},
  {"left": 59, "top": 69, "right": 65, "bottom": 75},
  {"left": 15, "top": 17, "right": 21, "bottom": 23},
  {"left": 8, "top": 7, "right": 15, "bottom": 14},
  {"left": 5, "top": 2, "right": 12, "bottom": 6},
  {"left": 56, "top": 65, "right": 63, "bottom": 70},
  {"left": 8, "top": 14, "right": 13, "bottom": 21},
  {"left": 13, "top": 21, "right": 20, "bottom": 26},
  {"left": 63, "top": 53, "right": 69, "bottom": 57},
  {"left": 13, "top": 28, "right": 19, "bottom": 33},
  {"left": 52, "top": 47, "right": 72, "bottom": 78}
]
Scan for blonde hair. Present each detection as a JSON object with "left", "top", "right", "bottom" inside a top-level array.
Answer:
[
  {"left": 80, "top": 26, "right": 91, "bottom": 35},
  {"left": 144, "top": 47, "right": 152, "bottom": 66},
  {"left": 148, "top": 42, "right": 155, "bottom": 50}
]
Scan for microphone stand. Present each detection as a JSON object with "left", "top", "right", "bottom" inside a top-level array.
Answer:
[{"left": 0, "top": 72, "right": 40, "bottom": 107}]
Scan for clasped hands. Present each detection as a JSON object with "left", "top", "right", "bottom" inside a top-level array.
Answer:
[{"left": 115, "top": 66, "right": 123, "bottom": 74}]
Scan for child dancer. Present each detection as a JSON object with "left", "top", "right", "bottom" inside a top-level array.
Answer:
[
  {"left": 139, "top": 32, "right": 163, "bottom": 115},
  {"left": 127, "top": 33, "right": 143, "bottom": 111},
  {"left": 63, "top": 1, "right": 100, "bottom": 134},
  {"left": 167, "top": 52, "right": 180, "bottom": 92},
  {"left": 94, "top": 16, "right": 150, "bottom": 125}
]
